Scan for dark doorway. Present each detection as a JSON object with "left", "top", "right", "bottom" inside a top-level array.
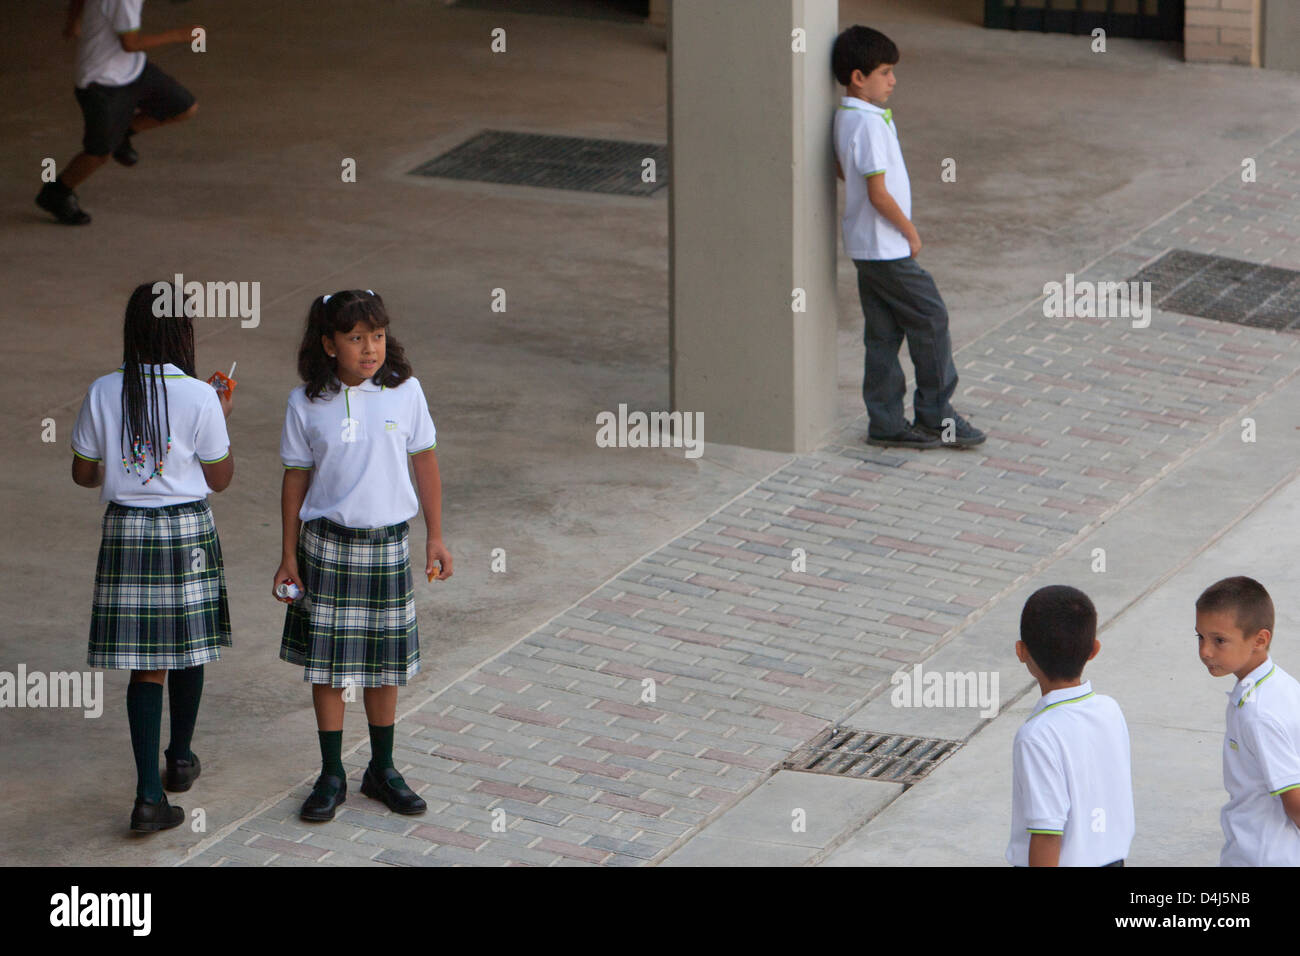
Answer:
[
  {"left": 984, "top": 0, "right": 1183, "bottom": 40},
  {"left": 452, "top": 0, "right": 650, "bottom": 22}
]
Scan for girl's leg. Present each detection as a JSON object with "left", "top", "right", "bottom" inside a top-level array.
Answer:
[
  {"left": 359, "top": 686, "right": 424, "bottom": 813},
  {"left": 127, "top": 670, "right": 166, "bottom": 801},
  {"left": 311, "top": 683, "right": 347, "bottom": 778},
  {"left": 165, "top": 664, "right": 203, "bottom": 763},
  {"left": 362, "top": 686, "right": 399, "bottom": 771}
]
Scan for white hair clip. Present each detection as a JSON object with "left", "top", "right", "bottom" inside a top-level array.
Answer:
[{"left": 322, "top": 289, "right": 374, "bottom": 305}]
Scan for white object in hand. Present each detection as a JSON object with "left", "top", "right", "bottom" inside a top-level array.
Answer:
[{"left": 276, "top": 582, "right": 302, "bottom": 600}]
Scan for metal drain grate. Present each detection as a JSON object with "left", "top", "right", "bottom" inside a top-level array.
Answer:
[
  {"left": 784, "top": 728, "right": 961, "bottom": 783},
  {"left": 409, "top": 130, "right": 668, "bottom": 197},
  {"left": 1131, "top": 249, "right": 1300, "bottom": 330}
]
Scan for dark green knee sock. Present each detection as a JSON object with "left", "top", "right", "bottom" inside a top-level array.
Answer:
[
  {"left": 165, "top": 664, "right": 204, "bottom": 763},
  {"left": 368, "top": 723, "right": 395, "bottom": 772},
  {"left": 126, "top": 681, "right": 164, "bottom": 802},
  {"left": 318, "top": 730, "right": 345, "bottom": 778}
]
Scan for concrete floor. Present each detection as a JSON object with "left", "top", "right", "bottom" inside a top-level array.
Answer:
[{"left": 2, "top": 0, "right": 1298, "bottom": 865}]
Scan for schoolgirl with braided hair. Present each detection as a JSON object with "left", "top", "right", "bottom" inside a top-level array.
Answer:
[{"left": 71, "top": 280, "right": 235, "bottom": 832}]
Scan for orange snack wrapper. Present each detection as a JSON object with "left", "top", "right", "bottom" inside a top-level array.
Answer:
[{"left": 208, "top": 370, "right": 237, "bottom": 394}]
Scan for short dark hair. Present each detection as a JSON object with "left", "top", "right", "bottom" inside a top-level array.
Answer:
[
  {"left": 1020, "top": 585, "right": 1097, "bottom": 681},
  {"left": 831, "top": 25, "right": 900, "bottom": 87},
  {"left": 1196, "top": 576, "right": 1274, "bottom": 640}
]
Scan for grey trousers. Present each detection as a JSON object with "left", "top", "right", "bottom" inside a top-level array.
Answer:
[{"left": 854, "top": 256, "right": 959, "bottom": 437}]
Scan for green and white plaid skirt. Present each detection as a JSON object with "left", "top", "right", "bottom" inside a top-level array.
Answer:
[
  {"left": 280, "top": 517, "right": 420, "bottom": 687},
  {"left": 88, "top": 500, "right": 232, "bottom": 670}
]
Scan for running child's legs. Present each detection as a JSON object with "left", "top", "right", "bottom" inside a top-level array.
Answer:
[{"left": 855, "top": 257, "right": 959, "bottom": 432}]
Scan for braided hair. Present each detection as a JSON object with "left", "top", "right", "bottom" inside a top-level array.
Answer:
[{"left": 119, "top": 281, "right": 196, "bottom": 483}]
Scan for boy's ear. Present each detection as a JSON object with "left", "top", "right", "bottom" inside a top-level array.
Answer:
[
  {"left": 1015, "top": 640, "right": 1027, "bottom": 663},
  {"left": 1087, "top": 639, "right": 1101, "bottom": 662},
  {"left": 1253, "top": 628, "right": 1273, "bottom": 651}
]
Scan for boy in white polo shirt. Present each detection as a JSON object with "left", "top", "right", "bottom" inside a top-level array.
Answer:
[
  {"left": 831, "top": 26, "right": 984, "bottom": 451},
  {"left": 1006, "top": 585, "right": 1134, "bottom": 867},
  {"left": 1195, "top": 576, "right": 1300, "bottom": 866},
  {"left": 36, "top": 0, "right": 201, "bottom": 225}
]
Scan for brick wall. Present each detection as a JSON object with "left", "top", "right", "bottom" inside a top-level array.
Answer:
[{"left": 1185, "top": 0, "right": 1261, "bottom": 65}]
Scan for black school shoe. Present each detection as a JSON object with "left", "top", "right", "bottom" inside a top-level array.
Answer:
[
  {"left": 916, "top": 413, "right": 987, "bottom": 449},
  {"left": 130, "top": 793, "right": 185, "bottom": 832},
  {"left": 163, "top": 750, "right": 200, "bottom": 793},
  {"left": 866, "top": 422, "right": 942, "bottom": 450},
  {"left": 361, "top": 764, "right": 427, "bottom": 815},
  {"left": 35, "top": 182, "right": 91, "bottom": 225},
  {"left": 113, "top": 131, "right": 138, "bottom": 167},
  {"left": 299, "top": 773, "right": 347, "bottom": 822}
]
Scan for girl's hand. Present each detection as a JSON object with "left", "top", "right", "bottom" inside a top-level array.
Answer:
[
  {"left": 273, "top": 560, "right": 302, "bottom": 603},
  {"left": 426, "top": 538, "right": 453, "bottom": 582},
  {"left": 216, "top": 385, "right": 233, "bottom": 419}
]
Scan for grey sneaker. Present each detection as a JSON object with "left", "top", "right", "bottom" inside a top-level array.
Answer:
[
  {"left": 866, "top": 423, "right": 943, "bottom": 449},
  {"left": 916, "top": 414, "right": 986, "bottom": 449}
]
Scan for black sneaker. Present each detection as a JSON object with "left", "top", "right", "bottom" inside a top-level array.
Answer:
[
  {"left": 917, "top": 413, "right": 987, "bottom": 449},
  {"left": 866, "top": 423, "right": 942, "bottom": 449},
  {"left": 35, "top": 182, "right": 91, "bottom": 225},
  {"left": 113, "top": 131, "right": 138, "bottom": 167}
]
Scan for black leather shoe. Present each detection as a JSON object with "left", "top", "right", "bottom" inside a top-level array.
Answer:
[
  {"left": 299, "top": 773, "right": 346, "bottom": 822},
  {"left": 164, "top": 750, "right": 200, "bottom": 792},
  {"left": 35, "top": 182, "right": 91, "bottom": 225},
  {"left": 113, "top": 132, "right": 138, "bottom": 167},
  {"left": 361, "top": 764, "right": 426, "bottom": 815},
  {"left": 130, "top": 793, "right": 185, "bottom": 832},
  {"left": 866, "top": 422, "right": 942, "bottom": 450}
]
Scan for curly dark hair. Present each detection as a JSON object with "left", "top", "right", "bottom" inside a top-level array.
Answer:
[{"left": 297, "top": 289, "right": 413, "bottom": 401}]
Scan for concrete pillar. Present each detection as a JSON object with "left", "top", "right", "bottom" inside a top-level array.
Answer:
[
  {"left": 1262, "top": 0, "right": 1300, "bottom": 71},
  {"left": 668, "top": 0, "right": 839, "bottom": 453}
]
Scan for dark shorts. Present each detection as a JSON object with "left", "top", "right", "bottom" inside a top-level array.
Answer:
[{"left": 74, "top": 61, "right": 195, "bottom": 156}]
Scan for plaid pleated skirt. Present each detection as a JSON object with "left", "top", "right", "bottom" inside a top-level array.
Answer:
[
  {"left": 280, "top": 517, "right": 420, "bottom": 687},
  {"left": 88, "top": 500, "right": 232, "bottom": 670}
]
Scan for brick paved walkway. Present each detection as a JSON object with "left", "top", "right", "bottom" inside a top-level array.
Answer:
[{"left": 183, "top": 130, "right": 1300, "bottom": 866}]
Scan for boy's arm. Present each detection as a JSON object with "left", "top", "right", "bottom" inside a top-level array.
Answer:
[
  {"left": 64, "top": 0, "right": 85, "bottom": 39},
  {"left": 835, "top": 158, "right": 844, "bottom": 182},
  {"left": 866, "top": 174, "right": 921, "bottom": 254},
  {"left": 120, "top": 24, "right": 202, "bottom": 53},
  {"left": 1027, "top": 832, "right": 1062, "bottom": 867}
]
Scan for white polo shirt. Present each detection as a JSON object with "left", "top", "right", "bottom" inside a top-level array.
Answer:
[
  {"left": 1220, "top": 657, "right": 1300, "bottom": 866},
  {"left": 833, "top": 96, "right": 912, "bottom": 261},
  {"left": 281, "top": 376, "right": 437, "bottom": 530},
  {"left": 71, "top": 364, "right": 230, "bottom": 507},
  {"left": 76, "top": 0, "right": 146, "bottom": 89},
  {"left": 1006, "top": 682, "right": 1135, "bottom": 867}
]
